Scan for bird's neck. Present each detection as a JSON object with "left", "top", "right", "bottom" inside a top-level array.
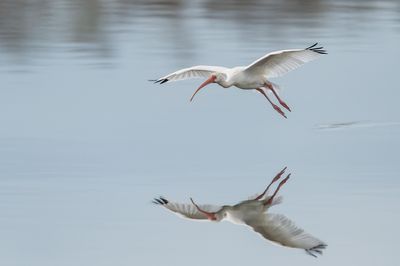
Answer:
[{"left": 217, "top": 79, "right": 232, "bottom": 88}]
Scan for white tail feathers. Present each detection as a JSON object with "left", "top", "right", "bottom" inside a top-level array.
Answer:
[
  {"left": 259, "top": 195, "right": 283, "bottom": 206},
  {"left": 270, "top": 195, "right": 283, "bottom": 206}
]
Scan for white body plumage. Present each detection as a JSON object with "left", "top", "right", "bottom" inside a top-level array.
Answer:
[{"left": 153, "top": 43, "right": 326, "bottom": 118}]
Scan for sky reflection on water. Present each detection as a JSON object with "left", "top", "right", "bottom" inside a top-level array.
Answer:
[{"left": 0, "top": 1, "right": 400, "bottom": 266}]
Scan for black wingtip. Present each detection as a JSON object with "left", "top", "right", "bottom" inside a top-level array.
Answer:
[
  {"left": 305, "top": 250, "right": 318, "bottom": 258},
  {"left": 149, "top": 79, "right": 168, "bottom": 84},
  {"left": 306, "top": 43, "right": 327, "bottom": 55},
  {"left": 153, "top": 197, "right": 168, "bottom": 205},
  {"left": 153, "top": 198, "right": 163, "bottom": 205},
  {"left": 305, "top": 244, "right": 327, "bottom": 257},
  {"left": 159, "top": 197, "right": 169, "bottom": 204},
  {"left": 306, "top": 42, "right": 318, "bottom": 50}
]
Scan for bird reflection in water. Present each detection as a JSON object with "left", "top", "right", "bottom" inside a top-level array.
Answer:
[{"left": 154, "top": 167, "right": 327, "bottom": 257}]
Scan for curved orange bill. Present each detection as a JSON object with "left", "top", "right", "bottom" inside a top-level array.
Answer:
[
  {"left": 190, "top": 197, "right": 217, "bottom": 220},
  {"left": 189, "top": 75, "right": 216, "bottom": 102}
]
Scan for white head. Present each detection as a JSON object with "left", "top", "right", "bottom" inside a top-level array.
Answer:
[
  {"left": 214, "top": 73, "right": 227, "bottom": 84},
  {"left": 213, "top": 206, "right": 229, "bottom": 222}
]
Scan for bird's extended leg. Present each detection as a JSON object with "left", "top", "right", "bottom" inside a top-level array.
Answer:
[
  {"left": 264, "top": 173, "right": 291, "bottom": 206},
  {"left": 264, "top": 83, "right": 291, "bottom": 112},
  {"left": 255, "top": 88, "right": 287, "bottom": 118},
  {"left": 254, "top": 167, "right": 287, "bottom": 200},
  {"left": 190, "top": 198, "right": 217, "bottom": 220}
]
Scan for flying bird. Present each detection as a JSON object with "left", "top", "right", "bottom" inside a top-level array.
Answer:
[
  {"left": 152, "top": 43, "right": 327, "bottom": 118},
  {"left": 153, "top": 167, "right": 327, "bottom": 257}
]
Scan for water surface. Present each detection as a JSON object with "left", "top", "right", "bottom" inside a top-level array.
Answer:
[{"left": 1, "top": 1, "right": 400, "bottom": 265}]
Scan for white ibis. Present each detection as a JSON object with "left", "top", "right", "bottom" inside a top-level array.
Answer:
[
  {"left": 153, "top": 167, "right": 327, "bottom": 257},
  {"left": 152, "top": 43, "right": 326, "bottom": 118}
]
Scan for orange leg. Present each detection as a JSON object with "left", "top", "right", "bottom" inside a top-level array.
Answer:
[
  {"left": 264, "top": 173, "right": 291, "bottom": 206},
  {"left": 265, "top": 83, "right": 291, "bottom": 112},
  {"left": 254, "top": 167, "right": 287, "bottom": 200},
  {"left": 255, "top": 88, "right": 287, "bottom": 118}
]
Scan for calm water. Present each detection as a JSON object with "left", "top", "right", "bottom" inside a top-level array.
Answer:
[{"left": 1, "top": 1, "right": 400, "bottom": 265}]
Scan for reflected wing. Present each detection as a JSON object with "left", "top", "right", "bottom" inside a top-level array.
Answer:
[
  {"left": 246, "top": 213, "right": 327, "bottom": 257},
  {"left": 244, "top": 43, "right": 327, "bottom": 78},
  {"left": 153, "top": 197, "right": 222, "bottom": 220},
  {"left": 152, "top": 65, "right": 229, "bottom": 84}
]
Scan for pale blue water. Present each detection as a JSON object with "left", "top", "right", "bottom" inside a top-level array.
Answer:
[{"left": 1, "top": 1, "right": 400, "bottom": 265}]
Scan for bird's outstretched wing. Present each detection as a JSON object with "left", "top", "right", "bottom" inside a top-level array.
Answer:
[
  {"left": 246, "top": 213, "right": 327, "bottom": 257},
  {"left": 244, "top": 43, "right": 327, "bottom": 78},
  {"left": 152, "top": 65, "right": 229, "bottom": 84},
  {"left": 153, "top": 197, "right": 222, "bottom": 220}
]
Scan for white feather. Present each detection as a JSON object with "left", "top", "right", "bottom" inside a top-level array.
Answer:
[
  {"left": 244, "top": 45, "right": 325, "bottom": 78},
  {"left": 155, "top": 65, "right": 229, "bottom": 83},
  {"left": 155, "top": 198, "right": 222, "bottom": 221},
  {"left": 246, "top": 213, "right": 326, "bottom": 250}
]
